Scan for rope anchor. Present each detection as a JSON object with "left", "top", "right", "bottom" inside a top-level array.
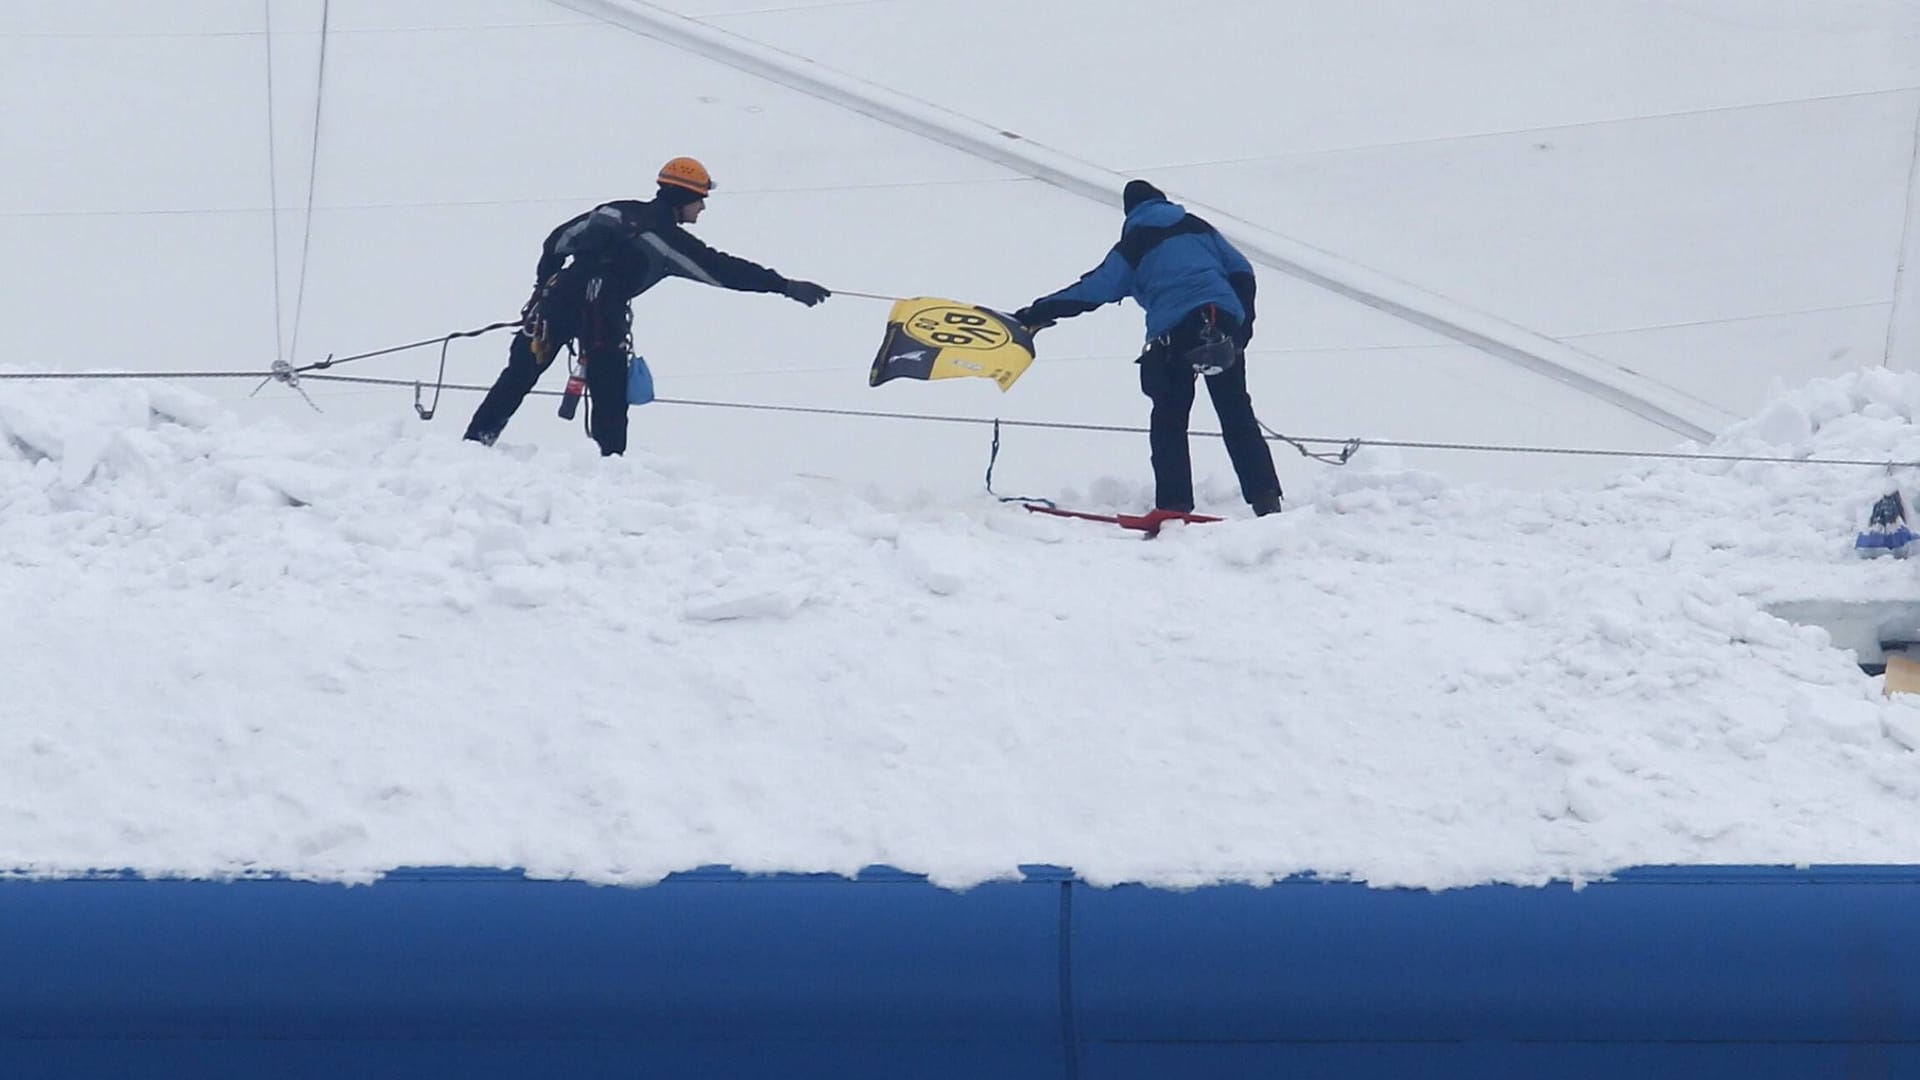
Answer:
[{"left": 251, "top": 358, "right": 322, "bottom": 413}]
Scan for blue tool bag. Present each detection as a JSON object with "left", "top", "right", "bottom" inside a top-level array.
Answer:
[{"left": 627, "top": 355, "right": 655, "bottom": 405}]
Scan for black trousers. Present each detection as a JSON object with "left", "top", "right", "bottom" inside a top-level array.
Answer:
[
  {"left": 464, "top": 273, "right": 635, "bottom": 455},
  {"left": 1137, "top": 310, "right": 1281, "bottom": 513}
]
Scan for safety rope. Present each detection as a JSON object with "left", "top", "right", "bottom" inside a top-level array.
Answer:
[
  {"left": 261, "top": 0, "right": 286, "bottom": 365},
  {"left": 0, "top": 371, "right": 272, "bottom": 381},
  {"left": 400, "top": 320, "right": 524, "bottom": 420},
  {"left": 1258, "top": 419, "right": 1360, "bottom": 465},
  {"left": 286, "top": 0, "right": 332, "bottom": 366},
  {"left": 0, "top": 320, "right": 522, "bottom": 424},
  {"left": 237, "top": 318, "right": 524, "bottom": 415},
  {"left": 292, "top": 319, "right": 524, "bottom": 377},
  {"left": 276, "top": 373, "right": 1920, "bottom": 471},
  {"left": 8, "top": 352, "right": 1920, "bottom": 472},
  {"left": 983, "top": 419, "right": 1054, "bottom": 506}
]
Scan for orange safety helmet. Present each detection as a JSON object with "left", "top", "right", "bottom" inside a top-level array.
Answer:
[{"left": 657, "top": 156, "right": 714, "bottom": 198}]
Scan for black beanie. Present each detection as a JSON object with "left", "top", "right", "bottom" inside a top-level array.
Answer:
[
  {"left": 1123, "top": 179, "right": 1165, "bottom": 213},
  {"left": 656, "top": 183, "right": 705, "bottom": 208}
]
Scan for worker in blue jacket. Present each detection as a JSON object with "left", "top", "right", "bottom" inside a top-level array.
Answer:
[{"left": 1014, "top": 180, "right": 1282, "bottom": 516}]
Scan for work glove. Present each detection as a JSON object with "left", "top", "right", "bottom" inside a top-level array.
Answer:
[
  {"left": 1011, "top": 307, "right": 1054, "bottom": 334},
  {"left": 782, "top": 279, "right": 831, "bottom": 307}
]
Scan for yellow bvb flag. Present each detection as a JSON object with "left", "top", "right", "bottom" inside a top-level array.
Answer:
[{"left": 868, "top": 297, "right": 1037, "bottom": 392}]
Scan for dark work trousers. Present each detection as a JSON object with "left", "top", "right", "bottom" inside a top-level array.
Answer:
[
  {"left": 464, "top": 273, "right": 635, "bottom": 455},
  {"left": 1137, "top": 311, "right": 1282, "bottom": 513}
]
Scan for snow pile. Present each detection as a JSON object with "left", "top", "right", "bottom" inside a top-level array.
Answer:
[{"left": 1, "top": 369, "right": 1918, "bottom": 889}]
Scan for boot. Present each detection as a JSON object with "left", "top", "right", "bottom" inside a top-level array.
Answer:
[{"left": 1251, "top": 492, "right": 1283, "bottom": 517}]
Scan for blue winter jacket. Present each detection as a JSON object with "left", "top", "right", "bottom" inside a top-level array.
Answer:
[{"left": 1018, "top": 198, "right": 1256, "bottom": 341}]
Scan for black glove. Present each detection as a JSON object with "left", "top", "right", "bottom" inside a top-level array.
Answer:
[
  {"left": 782, "top": 279, "right": 830, "bottom": 307},
  {"left": 1011, "top": 307, "right": 1054, "bottom": 334}
]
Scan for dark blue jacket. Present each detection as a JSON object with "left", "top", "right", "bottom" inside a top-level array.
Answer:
[
  {"left": 535, "top": 199, "right": 787, "bottom": 302},
  {"left": 1018, "top": 198, "right": 1256, "bottom": 341}
]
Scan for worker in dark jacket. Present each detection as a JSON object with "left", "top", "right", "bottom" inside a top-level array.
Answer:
[
  {"left": 1014, "top": 180, "right": 1282, "bottom": 516},
  {"left": 465, "top": 157, "right": 831, "bottom": 456}
]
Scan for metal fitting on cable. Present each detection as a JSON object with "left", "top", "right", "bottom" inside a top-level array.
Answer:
[{"left": 252, "top": 359, "right": 321, "bottom": 413}]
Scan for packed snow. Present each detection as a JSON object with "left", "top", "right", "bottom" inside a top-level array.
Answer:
[{"left": 3, "top": 369, "right": 1918, "bottom": 889}]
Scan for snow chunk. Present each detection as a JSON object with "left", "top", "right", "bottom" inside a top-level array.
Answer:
[{"left": 684, "top": 583, "right": 811, "bottom": 622}]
